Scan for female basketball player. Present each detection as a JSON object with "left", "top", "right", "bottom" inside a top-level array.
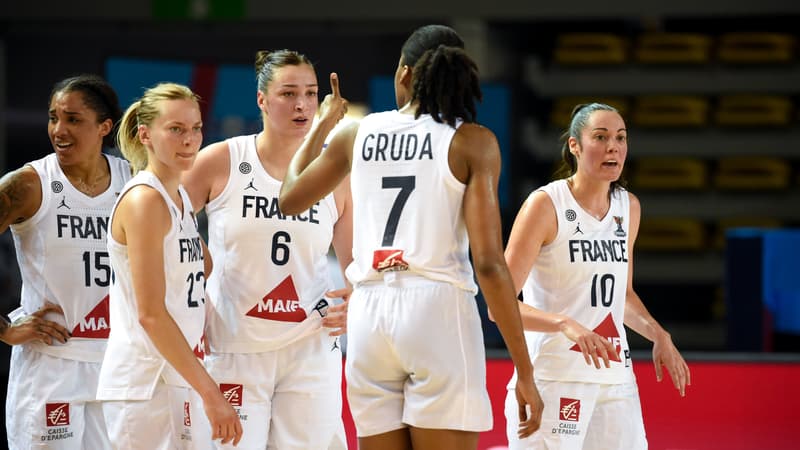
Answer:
[
  {"left": 502, "top": 102, "right": 690, "bottom": 450},
  {"left": 96, "top": 83, "right": 242, "bottom": 448},
  {"left": 0, "top": 75, "right": 128, "bottom": 450},
  {"left": 279, "top": 24, "right": 543, "bottom": 450},
  {"left": 182, "top": 49, "right": 351, "bottom": 450}
]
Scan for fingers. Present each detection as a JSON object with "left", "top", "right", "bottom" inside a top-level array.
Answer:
[
  {"left": 515, "top": 382, "right": 543, "bottom": 439},
  {"left": 329, "top": 72, "right": 340, "bottom": 98},
  {"left": 31, "top": 302, "right": 64, "bottom": 318},
  {"left": 322, "top": 302, "right": 347, "bottom": 336},
  {"left": 233, "top": 420, "right": 243, "bottom": 446},
  {"left": 668, "top": 357, "right": 690, "bottom": 397},
  {"left": 599, "top": 338, "right": 617, "bottom": 368},
  {"left": 40, "top": 319, "right": 70, "bottom": 343},
  {"left": 214, "top": 421, "right": 242, "bottom": 446},
  {"left": 517, "top": 402, "right": 543, "bottom": 439},
  {"left": 576, "top": 341, "right": 592, "bottom": 366},
  {"left": 326, "top": 302, "right": 347, "bottom": 314},
  {"left": 325, "top": 288, "right": 351, "bottom": 300},
  {"left": 654, "top": 356, "right": 664, "bottom": 382}
]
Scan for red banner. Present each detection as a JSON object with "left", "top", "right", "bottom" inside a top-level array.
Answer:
[{"left": 342, "top": 358, "right": 800, "bottom": 450}]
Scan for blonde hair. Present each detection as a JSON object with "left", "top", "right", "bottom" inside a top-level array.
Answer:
[{"left": 117, "top": 82, "right": 200, "bottom": 173}]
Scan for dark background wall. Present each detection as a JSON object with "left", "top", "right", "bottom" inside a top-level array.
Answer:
[{"left": 1, "top": 1, "right": 799, "bottom": 447}]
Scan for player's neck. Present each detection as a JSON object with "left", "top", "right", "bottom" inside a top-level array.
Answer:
[
  {"left": 566, "top": 176, "right": 610, "bottom": 219},
  {"left": 255, "top": 131, "right": 302, "bottom": 181}
]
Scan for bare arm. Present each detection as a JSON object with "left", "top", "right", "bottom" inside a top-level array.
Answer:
[
  {"left": 182, "top": 141, "right": 231, "bottom": 213},
  {"left": 0, "top": 166, "right": 42, "bottom": 234},
  {"left": 330, "top": 174, "right": 354, "bottom": 278},
  {"left": 322, "top": 175, "right": 354, "bottom": 335},
  {"left": 0, "top": 166, "right": 71, "bottom": 344},
  {"left": 623, "top": 192, "right": 690, "bottom": 396},
  {"left": 454, "top": 123, "right": 542, "bottom": 437},
  {"left": 115, "top": 186, "right": 241, "bottom": 444},
  {"left": 502, "top": 191, "right": 617, "bottom": 368},
  {"left": 279, "top": 73, "right": 353, "bottom": 215}
]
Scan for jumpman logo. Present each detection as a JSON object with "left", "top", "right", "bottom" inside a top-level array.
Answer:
[
  {"left": 331, "top": 338, "right": 340, "bottom": 352},
  {"left": 573, "top": 222, "right": 584, "bottom": 235},
  {"left": 245, "top": 178, "right": 257, "bottom": 191},
  {"left": 57, "top": 196, "right": 70, "bottom": 209}
]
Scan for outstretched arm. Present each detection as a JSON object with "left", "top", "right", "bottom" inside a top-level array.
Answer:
[
  {"left": 503, "top": 190, "right": 617, "bottom": 368},
  {"left": 280, "top": 73, "right": 353, "bottom": 215},
  {"left": 624, "top": 192, "right": 690, "bottom": 396}
]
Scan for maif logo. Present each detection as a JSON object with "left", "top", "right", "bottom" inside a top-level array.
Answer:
[
  {"left": 71, "top": 295, "right": 110, "bottom": 338},
  {"left": 220, "top": 384, "right": 243, "bottom": 407},
  {"left": 559, "top": 398, "right": 580, "bottom": 422},
  {"left": 46, "top": 403, "right": 70, "bottom": 427},
  {"left": 246, "top": 276, "right": 306, "bottom": 322},
  {"left": 569, "top": 313, "right": 622, "bottom": 362}
]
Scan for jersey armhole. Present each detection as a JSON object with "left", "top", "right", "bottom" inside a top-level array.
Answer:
[{"left": 205, "top": 139, "right": 238, "bottom": 214}]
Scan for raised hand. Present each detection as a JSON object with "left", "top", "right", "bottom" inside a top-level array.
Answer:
[{"left": 318, "top": 73, "right": 349, "bottom": 126}]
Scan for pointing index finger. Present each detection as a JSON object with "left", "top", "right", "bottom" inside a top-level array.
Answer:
[{"left": 330, "top": 72, "right": 340, "bottom": 98}]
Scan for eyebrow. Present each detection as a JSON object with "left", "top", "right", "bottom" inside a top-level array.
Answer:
[
  {"left": 591, "top": 127, "right": 627, "bottom": 132},
  {"left": 278, "top": 83, "right": 318, "bottom": 88},
  {"left": 48, "top": 109, "right": 82, "bottom": 115},
  {"left": 164, "top": 120, "right": 204, "bottom": 127}
]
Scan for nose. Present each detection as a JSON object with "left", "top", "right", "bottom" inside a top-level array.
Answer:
[
  {"left": 184, "top": 129, "right": 201, "bottom": 146},
  {"left": 51, "top": 119, "right": 65, "bottom": 136}
]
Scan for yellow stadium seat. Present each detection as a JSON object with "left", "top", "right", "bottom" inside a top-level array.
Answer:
[
  {"left": 549, "top": 97, "right": 630, "bottom": 129},
  {"left": 635, "top": 33, "right": 712, "bottom": 64},
  {"left": 714, "top": 217, "right": 784, "bottom": 249},
  {"left": 715, "top": 95, "right": 793, "bottom": 127},
  {"left": 636, "top": 218, "right": 706, "bottom": 251},
  {"left": 553, "top": 33, "right": 628, "bottom": 65},
  {"left": 632, "top": 95, "right": 709, "bottom": 127},
  {"left": 717, "top": 32, "right": 795, "bottom": 64},
  {"left": 714, "top": 156, "right": 791, "bottom": 190},
  {"left": 631, "top": 157, "right": 707, "bottom": 190}
]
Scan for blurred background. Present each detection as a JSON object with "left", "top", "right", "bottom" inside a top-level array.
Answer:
[{"left": 1, "top": 1, "right": 799, "bottom": 449}]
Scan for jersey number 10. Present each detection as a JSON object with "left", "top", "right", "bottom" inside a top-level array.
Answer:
[{"left": 590, "top": 273, "right": 615, "bottom": 307}]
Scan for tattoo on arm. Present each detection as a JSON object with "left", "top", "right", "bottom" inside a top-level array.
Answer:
[{"left": 0, "top": 172, "right": 32, "bottom": 228}]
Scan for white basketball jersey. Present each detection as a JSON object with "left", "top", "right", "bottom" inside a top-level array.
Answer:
[
  {"left": 204, "top": 134, "right": 339, "bottom": 353},
  {"left": 522, "top": 179, "right": 632, "bottom": 384},
  {"left": 98, "top": 171, "right": 206, "bottom": 400},
  {"left": 10, "top": 153, "right": 131, "bottom": 362},
  {"left": 345, "top": 111, "right": 477, "bottom": 293}
]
